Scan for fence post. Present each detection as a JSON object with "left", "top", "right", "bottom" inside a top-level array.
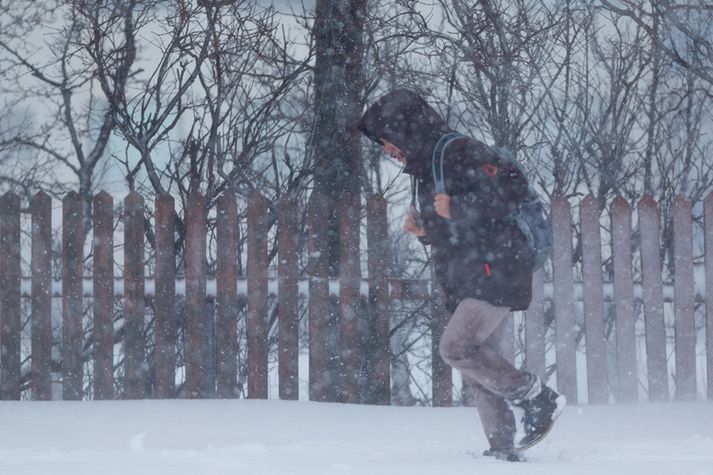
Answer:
[
  {"left": 308, "top": 191, "right": 332, "bottom": 402},
  {"left": 611, "top": 196, "right": 638, "bottom": 403},
  {"left": 247, "top": 191, "right": 269, "bottom": 399},
  {"left": 93, "top": 191, "right": 114, "bottom": 400},
  {"left": 278, "top": 195, "right": 299, "bottom": 400},
  {"left": 366, "top": 194, "right": 390, "bottom": 405},
  {"left": 580, "top": 195, "right": 608, "bottom": 404},
  {"left": 638, "top": 195, "right": 668, "bottom": 401},
  {"left": 431, "top": 275, "right": 452, "bottom": 407},
  {"left": 216, "top": 191, "right": 239, "bottom": 398},
  {"left": 672, "top": 195, "right": 696, "bottom": 401},
  {"left": 705, "top": 191, "right": 713, "bottom": 401},
  {"left": 31, "top": 192, "right": 52, "bottom": 401},
  {"left": 551, "top": 196, "right": 577, "bottom": 404},
  {"left": 124, "top": 192, "right": 146, "bottom": 399},
  {"left": 0, "top": 192, "right": 21, "bottom": 400},
  {"left": 502, "top": 313, "right": 515, "bottom": 371},
  {"left": 525, "top": 268, "right": 546, "bottom": 379},
  {"left": 154, "top": 193, "right": 176, "bottom": 398},
  {"left": 185, "top": 190, "right": 207, "bottom": 398},
  {"left": 62, "top": 192, "right": 84, "bottom": 400},
  {"left": 339, "top": 192, "right": 362, "bottom": 403}
]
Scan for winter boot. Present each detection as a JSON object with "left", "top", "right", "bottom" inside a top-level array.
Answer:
[
  {"left": 511, "top": 380, "right": 566, "bottom": 450},
  {"left": 482, "top": 448, "right": 526, "bottom": 462}
]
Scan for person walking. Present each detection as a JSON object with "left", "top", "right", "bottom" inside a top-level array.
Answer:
[{"left": 357, "top": 89, "right": 565, "bottom": 461}]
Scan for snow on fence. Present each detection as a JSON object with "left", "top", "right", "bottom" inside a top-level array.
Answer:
[{"left": 0, "top": 190, "right": 712, "bottom": 405}]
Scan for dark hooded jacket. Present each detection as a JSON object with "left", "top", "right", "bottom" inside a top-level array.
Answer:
[{"left": 357, "top": 89, "right": 534, "bottom": 312}]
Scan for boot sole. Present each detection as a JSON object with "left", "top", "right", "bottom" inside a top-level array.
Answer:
[
  {"left": 483, "top": 449, "right": 527, "bottom": 462},
  {"left": 515, "top": 394, "right": 567, "bottom": 451}
]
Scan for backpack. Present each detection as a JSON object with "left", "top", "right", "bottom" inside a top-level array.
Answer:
[{"left": 431, "top": 132, "right": 552, "bottom": 270}]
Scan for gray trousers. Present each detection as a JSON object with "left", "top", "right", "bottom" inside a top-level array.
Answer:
[{"left": 438, "top": 298, "right": 536, "bottom": 450}]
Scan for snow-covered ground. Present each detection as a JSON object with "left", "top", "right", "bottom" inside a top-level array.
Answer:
[{"left": 1, "top": 400, "right": 712, "bottom": 475}]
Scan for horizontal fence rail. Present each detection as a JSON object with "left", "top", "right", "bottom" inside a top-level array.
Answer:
[
  {"left": 14, "top": 275, "right": 711, "bottom": 301},
  {"left": 0, "top": 190, "right": 711, "bottom": 405}
]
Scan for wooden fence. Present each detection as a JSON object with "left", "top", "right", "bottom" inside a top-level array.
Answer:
[{"left": 0, "top": 190, "right": 712, "bottom": 405}]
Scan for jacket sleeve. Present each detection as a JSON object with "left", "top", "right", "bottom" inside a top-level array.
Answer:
[{"left": 440, "top": 144, "right": 529, "bottom": 246}]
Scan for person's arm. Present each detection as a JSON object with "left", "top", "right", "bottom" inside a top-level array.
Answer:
[
  {"left": 403, "top": 206, "right": 427, "bottom": 237},
  {"left": 434, "top": 147, "right": 528, "bottom": 245}
]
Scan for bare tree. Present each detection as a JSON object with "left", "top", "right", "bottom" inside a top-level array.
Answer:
[
  {"left": 1, "top": 0, "right": 314, "bottom": 399},
  {"left": 0, "top": 0, "right": 130, "bottom": 225},
  {"left": 599, "top": 0, "right": 713, "bottom": 86}
]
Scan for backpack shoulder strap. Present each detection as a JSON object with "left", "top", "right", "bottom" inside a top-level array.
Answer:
[
  {"left": 432, "top": 132, "right": 466, "bottom": 194},
  {"left": 410, "top": 175, "right": 418, "bottom": 209}
]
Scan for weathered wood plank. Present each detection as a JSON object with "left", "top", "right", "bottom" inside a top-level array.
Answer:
[
  {"left": 366, "top": 194, "right": 390, "bottom": 405},
  {"left": 0, "top": 192, "right": 21, "bottom": 400},
  {"left": 154, "top": 193, "right": 176, "bottom": 398},
  {"left": 525, "top": 268, "right": 546, "bottom": 379},
  {"left": 611, "top": 196, "right": 638, "bottom": 403},
  {"left": 672, "top": 195, "right": 696, "bottom": 401},
  {"left": 551, "top": 196, "right": 577, "bottom": 404},
  {"left": 31, "top": 192, "right": 53, "bottom": 401},
  {"left": 93, "top": 192, "right": 114, "bottom": 400},
  {"left": 308, "top": 191, "right": 332, "bottom": 402},
  {"left": 278, "top": 195, "right": 299, "bottom": 400},
  {"left": 247, "top": 191, "right": 269, "bottom": 399},
  {"left": 580, "top": 195, "right": 608, "bottom": 404},
  {"left": 638, "top": 195, "right": 668, "bottom": 401},
  {"left": 216, "top": 191, "right": 239, "bottom": 398},
  {"left": 705, "top": 191, "right": 713, "bottom": 401},
  {"left": 62, "top": 192, "right": 84, "bottom": 400},
  {"left": 431, "top": 280, "right": 452, "bottom": 407},
  {"left": 123, "top": 192, "right": 145, "bottom": 399},
  {"left": 185, "top": 190, "right": 207, "bottom": 398},
  {"left": 339, "top": 192, "right": 362, "bottom": 403}
]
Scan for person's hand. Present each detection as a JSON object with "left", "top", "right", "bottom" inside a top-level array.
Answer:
[
  {"left": 434, "top": 194, "right": 452, "bottom": 219},
  {"left": 403, "top": 206, "right": 426, "bottom": 237}
]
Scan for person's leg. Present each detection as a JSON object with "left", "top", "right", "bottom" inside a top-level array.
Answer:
[
  {"left": 463, "top": 376, "right": 516, "bottom": 451},
  {"left": 460, "top": 316, "right": 516, "bottom": 450},
  {"left": 440, "top": 298, "right": 564, "bottom": 451},
  {"left": 460, "top": 317, "right": 524, "bottom": 460},
  {"left": 439, "top": 298, "right": 537, "bottom": 401}
]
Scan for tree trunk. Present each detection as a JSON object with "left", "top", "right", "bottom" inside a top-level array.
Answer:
[
  {"left": 308, "top": 0, "right": 366, "bottom": 403},
  {"left": 309, "top": 0, "right": 365, "bottom": 276}
]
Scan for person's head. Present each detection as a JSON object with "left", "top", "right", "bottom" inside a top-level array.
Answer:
[
  {"left": 357, "top": 88, "right": 449, "bottom": 176},
  {"left": 381, "top": 138, "right": 407, "bottom": 165}
]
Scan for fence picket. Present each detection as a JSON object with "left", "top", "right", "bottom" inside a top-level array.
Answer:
[
  {"left": 93, "top": 192, "right": 114, "bottom": 400},
  {"left": 339, "top": 192, "right": 362, "bottom": 403},
  {"left": 638, "top": 195, "right": 668, "bottom": 401},
  {"left": 611, "top": 196, "right": 637, "bottom": 403},
  {"left": 366, "top": 194, "right": 390, "bottom": 405},
  {"left": 62, "top": 192, "right": 84, "bottom": 400},
  {"left": 581, "top": 195, "right": 608, "bottom": 404},
  {"left": 431, "top": 275, "right": 452, "bottom": 407},
  {"left": 278, "top": 195, "right": 299, "bottom": 400},
  {"left": 0, "top": 192, "right": 21, "bottom": 400},
  {"left": 525, "top": 268, "right": 546, "bottom": 379},
  {"left": 503, "top": 315, "right": 515, "bottom": 365},
  {"left": 247, "top": 191, "right": 269, "bottom": 399},
  {"left": 552, "top": 197, "right": 577, "bottom": 404},
  {"left": 124, "top": 192, "right": 146, "bottom": 399},
  {"left": 672, "top": 195, "right": 696, "bottom": 401},
  {"left": 217, "top": 191, "right": 239, "bottom": 398},
  {"left": 31, "top": 192, "right": 52, "bottom": 401},
  {"left": 308, "top": 191, "right": 332, "bottom": 402},
  {"left": 185, "top": 190, "right": 207, "bottom": 398},
  {"left": 154, "top": 193, "right": 176, "bottom": 398},
  {"left": 552, "top": 196, "right": 578, "bottom": 404},
  {"left": 705, "top": 191, "right": 713, "bottom": 401}
]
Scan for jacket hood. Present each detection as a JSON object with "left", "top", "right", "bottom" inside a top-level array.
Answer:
[{"left": 357, "top": 89, "right": 450, "bottom": 176}]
